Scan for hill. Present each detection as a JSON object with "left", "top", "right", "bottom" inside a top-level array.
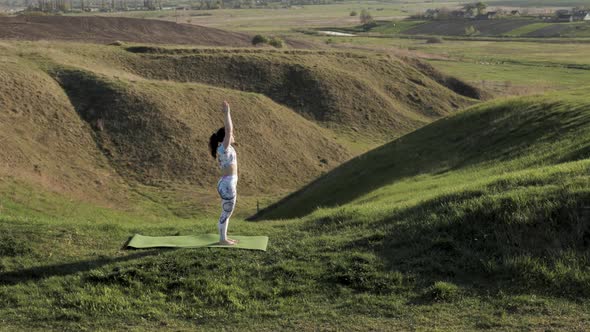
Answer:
[
  {"left": 122, "top": 46, "right": 482, "bottom": 144},
  {"left": 380, "top": 19, "right": 590, "bottom": 38},
  {"left": 1, "top": 89, "right": 589, "bottom": 330},
  {"left": 488, "top": 0, "right": 590, "bottom": 6},
  {"left": 0, "top": 57, "right": 351, "bottom": 217},
  {"left": 253, "top": 89, "right": 590, "bottom": 219},
  {"left": 0, "top": 41, "right": 478, "bottom": 216},
  {"left": 0, "top": 16, "right": 252, "bottom": 46},
  {"left": 401, "top": 19, "right": 534, "bottom": 37}
]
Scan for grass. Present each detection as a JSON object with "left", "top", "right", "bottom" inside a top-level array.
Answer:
[
  {"left": 2, "top": 9, "right": 590, "bottom": 330},
  {"left": 309, "top": 34, "right": 590, "bottom": 96},
  {"left": 2, "top": 88, "right": 590, "bottom": 330},
  {"left": 488, "top": 0, "right": 590, "bottom": 6},
  {"left": 97, "top": 3, "right": 410, "bottom": 33},
  {"left": 368, "top": 19, "right": 426, "bottom": 34},
  {"left": 0, "top": 38, "right": 477, "bottom": 240},
  {"left": 4, "top": 40, "right": 478, "bottom": 144},
  {"left": 552, "top": 22, "right": 590, "bottom": 38},
  {"left": 255, "top": 89, "right": 590, "bottom": 219},
  {"left": 503, "top": 22, "right": 554, "bottom": 37},
  {"left": 428, "top": 59, "right": 589, "bottom": 95}
]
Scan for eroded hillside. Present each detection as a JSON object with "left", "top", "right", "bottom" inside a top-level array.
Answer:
[{"left": 0, "top": 41, "right": 481, "bottom": 215}]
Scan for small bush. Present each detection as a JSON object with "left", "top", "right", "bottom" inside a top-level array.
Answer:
[
  {"left": 252, "top": 34, "right": 269, "bottom": 46},
  {"left": 360, "top": 9, "right": 373, "bottom": 25},
  {"left": 0, "top": 235, "right": 33, "bottom": 257},
  {"left": 268, "top": 36, "right": 284, "bottom": 48},
  {"left": 361, "top": 21, "right": 378, "bottom": 31},
  {"left": 350, "top": 10, "right": 358, "bottom": 16},
  {"left": 426, "top": 37, "right": 443, "bottom": 44},
  {"left": 465, "top": 25, "right": 480, "bottom": 36},
  {"left": 424, "top": 281, "right": 461, "bottom": 302}
]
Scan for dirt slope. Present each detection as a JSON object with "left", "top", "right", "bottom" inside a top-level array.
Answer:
[
  {"left": 0, "top": 53, "right": 352, "bottom": 213},
  {"left": 0, "top": 41, "right": 483, "bottom": 215},
  {"left": 0, "top": 16, "right": 253, "bottom": 46},
  {"left": 122, "top": 47, "right": 481, "bottom": 143},
  {"left": 0, "top": 60, "right": 129, "bottom": 209},
  {"left": 52, "top": 67, "right": 350, "bottom": 196}
]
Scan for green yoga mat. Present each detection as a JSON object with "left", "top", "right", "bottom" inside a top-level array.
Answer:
[{"left": 127, "top": 234, "right": 269, "bottom": 251}]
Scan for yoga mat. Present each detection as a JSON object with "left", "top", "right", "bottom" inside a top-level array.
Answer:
[{"left": 127, "top": 234, "right": 269, "bottom": 251}]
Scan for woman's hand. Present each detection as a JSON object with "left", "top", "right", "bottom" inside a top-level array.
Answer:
[{"left": 222, "top": 100, "right": 230, "bottom": 113}]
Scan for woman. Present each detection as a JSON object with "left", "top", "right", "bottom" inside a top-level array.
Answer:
[{"left": 209, "top": 101, "right": 239, "bottom": 246}]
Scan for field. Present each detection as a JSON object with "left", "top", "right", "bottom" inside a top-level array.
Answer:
[
  {"left": 488, "top": 0, "right": 590, "bottom": 6},
  {"left": 401, "top": 19, "right": 536, "bottom": 37},
  {"left": 0, "top": 38, "right": 480, "bottom": 218},
  {"left": 2, "top": 1, "right": 590, "bottom": 331},
  {"left": 332, "top": 18, "right": 590, "bottom": 38},
  {"left": 300, "top": 34, "right": 590, "bottom": 95},
  {"left": 2, "top": 86, "right": 590, "bottom": 331},
  {"left": 104, "top": 3, "right": 409, "bottom": 32}
]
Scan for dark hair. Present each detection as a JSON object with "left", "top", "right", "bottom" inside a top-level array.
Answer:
[{"left": 209, "top": 127, "right": 225, "bottom": 158}]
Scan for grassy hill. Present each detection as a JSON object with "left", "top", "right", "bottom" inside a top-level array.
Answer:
[
  {"left": 1, "top": 89, "right": 589, "bottom": 330},
  {"left": 0, "top": 16, "right": 254, "bottom": 46},
  {"left": 359, "top": 19, "right": 590, "bottom": 38},
  {"left": 0, "top": 55, "right": 351, "bottom": 218},
  {"left": 488, "top": 0, "right": 590, "bottom": 6},
  {"left": 255, "top": 89, "right": 590, "bottom": 219},
  {"left": 0, "top": 40, "right": 476, "bottom": 217},
  {"left": 122, "top": 46, "right": 480, "bottom": 143}
]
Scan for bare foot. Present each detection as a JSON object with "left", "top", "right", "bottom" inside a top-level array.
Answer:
[
  {"left": 228, "top": 238, "right": 239, "bottom": 244},
  {"left": 218, "top": 239, "right": 236, "bottom": 246}
]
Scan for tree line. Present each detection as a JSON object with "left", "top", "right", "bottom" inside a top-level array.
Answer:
[{"left": 7, "top": 0, "right": 337, "bottom": 12}]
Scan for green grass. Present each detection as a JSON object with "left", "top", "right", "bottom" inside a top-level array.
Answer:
[
  {"left": 2, "top": 9, "right": 590, "bottom": 330},
  {"left": 488, "top": 0, "right": 590, "bottom": 6},
  {"left": 369, "top": 19, "right": 425, "bottom": 34},
  {"left": 307, "top": 34, "right": 590, "bottom": 95},
  {"left": 97, "top": 3, "right": 411, "bottom": 33},
  {"left": 256, "top": 89, "right": 590, "bottom": 219},
  {"left": 2, "top": 87, "right": 590, "bottom": 330},
  {"left": 503, "top": 22, "right": 554, "bottom": 37},
  {"left": 554, "top": 22, "right": 590, "bottom": 38},
  {"left": 428, "top": 59, "right": 590, "bottom": 95}
]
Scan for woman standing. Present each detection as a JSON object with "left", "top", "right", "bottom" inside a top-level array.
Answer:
[{"left": 209, "top": 101, "right": 239, "bottom": 245}]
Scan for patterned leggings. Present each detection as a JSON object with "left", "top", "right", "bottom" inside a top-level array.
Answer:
[{"left": 217, "top": 175, "right": 237, "bottom": 241}]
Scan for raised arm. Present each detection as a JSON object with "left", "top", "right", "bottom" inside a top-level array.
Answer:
[{"left": 222, "top": 100, "right": 233, "bottom": 149}]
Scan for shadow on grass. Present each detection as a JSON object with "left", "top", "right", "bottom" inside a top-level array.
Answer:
[
  {"left": 376, "top": 186, "right": 590, "bottom": 299},
  {"left": 0, "top": 249, "right": 165, "bottom": 286},
  {"left": 250, "top": 100, "right": 590, "bottom": 221},
  {"left": 307, "top": 180, "right": 590, "bottom": 301}
]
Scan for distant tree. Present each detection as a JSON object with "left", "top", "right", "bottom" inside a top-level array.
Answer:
[
  {"left": 426, "top": 36, "right": 443, "bottom": 43},
  {"left": 464, "top": 25, "right": 480, "bottom": 36},
  {"left": 350, "top": 10, "right": 357, "bottom": 16},
  {"left": 436, "top": 7, "right": 451, "bottom": 20},
  {"left": 463, "top": 2, "right": 487, "bottom": 16},
  {"left": 475, "top": 2, "right": 487, "bottom": 15},
  {"left": 252, "top": 34, "right": 268, "bottom": 45},
  {"left": 463, "top": 3, "right": 476, "bottom": 16},
  {"left": 360, "top": 9, "right": 373, "bottom": 25},
  {"left": 268, "top": 36, "right": 284, "bottom": 48}
]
